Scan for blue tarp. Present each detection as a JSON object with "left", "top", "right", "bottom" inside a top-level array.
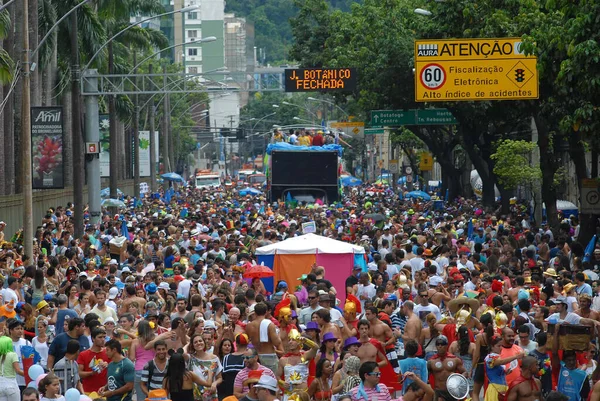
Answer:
[{"left": 266, "top": 142, "right": 343, "bottom": 156}]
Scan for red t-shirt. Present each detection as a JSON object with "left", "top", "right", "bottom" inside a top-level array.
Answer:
[
  {"left": 77, "top": 348, "right": 109, "bottom": 393},
  {"left": 312, "top": 135, "right": 324, "bottom": 146}
]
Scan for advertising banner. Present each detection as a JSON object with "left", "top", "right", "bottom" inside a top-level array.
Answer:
[{"left": 31, "top": 107, "right": 64, "bottom": 189}]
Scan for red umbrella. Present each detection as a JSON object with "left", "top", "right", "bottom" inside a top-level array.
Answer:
[{"left": 243, "top": 264, "right": 275, "bottom": 279}]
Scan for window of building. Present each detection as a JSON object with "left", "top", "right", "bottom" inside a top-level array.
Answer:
[
  {"left": 188, "top": 30, "right": 198, "bottom": 38},
  {"left": 188, "top": 48, "right": 198, "bottom": 56},
  {"left": 189, "top": 67, "right": 198, "bottom": 74},
  {"left": 188, "top": 12, "right": 198, "bottom": 19}
]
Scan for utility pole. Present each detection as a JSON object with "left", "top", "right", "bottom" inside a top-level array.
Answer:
[
  {"left": 162, "top": 63, "right": 170, "bottom": 172},
  {"left": 108, "top": 42, "right": 118, "bottom": 199},
  {"left": 133, "top": 51, "right": 140, "bottom": 196},
  {"left": 149, "top": 64, "right": 157, "bottom": 192},
  {"left": 22, "top": 0, "right": 33, "bottom": 257},
  {"left": 84, "top": 70, "right": 101, "bottom": 224},
  {"left": 71, "top": 11, "right": 84, "bottom": 238}
]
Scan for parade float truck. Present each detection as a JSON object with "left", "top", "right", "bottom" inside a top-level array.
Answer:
[{"left": 267, "top": 144, "right": 342, "bottom": 204}]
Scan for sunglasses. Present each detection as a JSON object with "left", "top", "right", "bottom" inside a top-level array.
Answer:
[
  {"left": 367, "top": 372, "right": 381, "bottom": 377},
  {"left": 243, "top": 355, "right": 256, "bottom": 360},
  {"left": 308, "top": 296, "right": 317, "bottom": 300}
]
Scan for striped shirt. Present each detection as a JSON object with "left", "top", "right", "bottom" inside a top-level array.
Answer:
[
  {"left": 233, "top": 364, "right": 276, "bottom": 395},
  {"left": 350, "top": 384, "right": 392, "bottom": 401},
  {"left": 54, "top": 357, "right": 80, "bottom": 394},
  {"left": 141, "top": 359, "right": 168, "bottom": 391}
]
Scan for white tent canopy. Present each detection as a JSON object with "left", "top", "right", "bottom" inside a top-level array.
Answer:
[{"left": 255, "top": 233, "right": 366, "bottom": 255}]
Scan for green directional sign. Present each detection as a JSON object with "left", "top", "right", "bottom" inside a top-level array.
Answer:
[
  {"left": 365, "top": 128, "right": 385, "bottom": 135},
  {"left": 417, "top": 109, "right": 458, "bottom": 125},
  {"left": 369, "top": 109, "right": 457, "bottom": 126},
  {"left": 370, "top": 110, "right": 416, "bottom": 126}
]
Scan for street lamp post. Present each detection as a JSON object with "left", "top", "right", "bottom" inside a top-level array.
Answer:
[
  {"left": 80, "top": 5, "right": 200, "bottom": 202},
  {"left": 22, "top": 0, "right": 32, "bottom": 257},
  {"left": 282, "top": 101, "right": 319, "bottom": 124},
  {"left": 307, "top": 96, "right": 350, "bottom": 120}
]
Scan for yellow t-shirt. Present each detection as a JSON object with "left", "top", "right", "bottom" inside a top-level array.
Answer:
[{"left": 298, "top": 136, "right": 311, "bottom": 146}]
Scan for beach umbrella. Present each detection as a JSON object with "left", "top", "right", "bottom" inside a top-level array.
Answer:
[
  {"left": 342, "top": 176, "right": 363, "bottom": 187},
  {"left": 100, "top": 188, "right": 124, "bottom": 198},
  {"left": 161, "top": 172, "right": 185, "bottom": 183},
  {"left": 405, "top": 190, "right": 431, "bottom": 201},
  {"left": 101, "top": 199, "right": 127, "bottom": 208},
  {"left": 243, "top": 264, "right": 275, "bottom": 279}
]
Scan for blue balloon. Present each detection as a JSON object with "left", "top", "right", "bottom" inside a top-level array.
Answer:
[
  {"left": 27, "top": 381, "right": 37, "bottom": 388},
  {"left": 27, "top": 364, "right": 44, "bottom": 381},
  {"left": 65, "top": 388, "right": 81, "bottom": 401}
]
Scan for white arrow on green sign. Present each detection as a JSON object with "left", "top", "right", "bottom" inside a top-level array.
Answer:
[
  {"left": 365, "top": 128, "right": 385, "bottom": 135},
  {"left": 370, "top": 108, "right": 457, "bottom": 126}
]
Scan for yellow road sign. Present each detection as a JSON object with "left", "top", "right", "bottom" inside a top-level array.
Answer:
[
  {"left": 330, "top": 122, "right": 364, "bottom": 128},
  {"left": 414, "top": 38, "right": 538, "bottom": 102},
  {"left": 420, "top": 152, "right": 433, "bottom": 171}
]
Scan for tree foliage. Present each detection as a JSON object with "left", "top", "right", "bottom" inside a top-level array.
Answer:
[
  {"left": 490, "top": 139, "right": 541, "bottom": 190},
  {"left": 225, "top": 0, "right": 362, "bottom": 63}
]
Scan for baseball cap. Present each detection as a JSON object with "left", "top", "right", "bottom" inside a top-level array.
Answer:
[
  {"left": 204, "top": 320, "right": 217, "bottom": 330},
  {"left": 121, "top": 266, "right": 131, "bottom": 274},
  {"left": 104, "top": 317, "right": 115, "bottom": 325},
  {"left": 158, "top": 282, "right": 170, "bottom": 290},
  {"left": 436, "top": 335, "right": 449, "bottom": 345},
  {"left": 108, "top": 287, "right": 119, "bottom": 300},
  {"left": 555, "top": 295, "right": 568, "bottom": 305},
  {"left": 254, "top": 375, "right": 278, "bottom": 392}
]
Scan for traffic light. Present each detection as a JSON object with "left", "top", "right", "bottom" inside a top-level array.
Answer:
[{"left": 236, "top": 128, "right": 245, "bottom": 140}]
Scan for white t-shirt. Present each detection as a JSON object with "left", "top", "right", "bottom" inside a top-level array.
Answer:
[
  {"left": 386, "top": 264, "right": 399, "bottom": 278},
  {"left": 178, "top": 279, "right": 192, "bottom": 298},
  {"left": 548, "top": 312, "right": 581, "bottom": 325},
  {"left": 329, "top": 308, "right": 343, "bottom": 322},
  {"left": 357, "top": 283, "right": 376, "bottom": 311},
  {"left": 410, "top": 257, "right": 425, "bottom": 280},
  {"left": 413, "top": 303, "right": 442, "bottom": 327},
  {"left": 13, "top": 338, "right": 31, "bottom": 386}
]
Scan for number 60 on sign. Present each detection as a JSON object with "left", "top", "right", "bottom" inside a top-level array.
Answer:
[{"left": 420, "top": 64, "right": 446, "bottom": 90}]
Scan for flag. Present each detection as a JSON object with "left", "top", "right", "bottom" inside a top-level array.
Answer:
[
  {"left": 120, "top": 216, "right": 129, "bottom": 238},
  {"left": 583, "top": 235, "right": 597, "bottom": 263},
  {"left": 467, "top": 220, "right": 474, "bottom": 241},
  {"left": 445, "top": 189, "right": 449, "bottom": 202}
]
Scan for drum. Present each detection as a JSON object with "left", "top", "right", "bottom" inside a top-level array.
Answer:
[{"left": 548, "top": 324, "right": 592, "bottom": 351}]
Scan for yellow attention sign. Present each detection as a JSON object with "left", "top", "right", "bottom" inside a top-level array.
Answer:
[{"left": 414, "top": 38, "right": 538, "bottom": 102}]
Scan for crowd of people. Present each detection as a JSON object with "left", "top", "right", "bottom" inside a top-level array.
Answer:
[{"left": 0, "top": 184, "right": 596, "bottom": 401}]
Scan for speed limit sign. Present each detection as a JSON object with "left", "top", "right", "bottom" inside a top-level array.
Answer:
[{"left": 420, "top": 63, "right": 446, "bottom": 90}]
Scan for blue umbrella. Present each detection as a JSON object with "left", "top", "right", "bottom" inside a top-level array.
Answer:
[
  {"left": 161, "top": 172, "right": 185, "bottom": 183},
  {"left": 239, "top": 187, "right": 262, "bottom": 196},
  {"left": 341, "top": 176, "right": 363, "bottom": 187},
  {"left": 405, "top": 190, "right": 431, "bottom": 201},
  {"left": 100, "top": 187, "right": 124, "bottom": 198}
]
